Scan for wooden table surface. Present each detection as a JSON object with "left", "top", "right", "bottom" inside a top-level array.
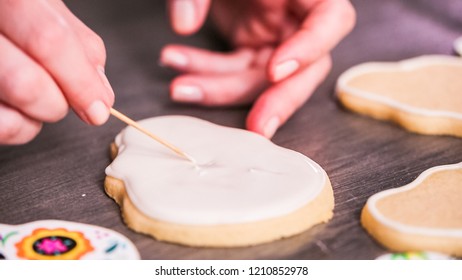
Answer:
[{"left": 1, "top": 0, "right": 462, "bottom": 260}]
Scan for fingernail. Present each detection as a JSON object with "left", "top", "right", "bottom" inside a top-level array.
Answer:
[
  {"left": 172, "top": 0, "right": 196, "bottom": 32},
  {"left": 161, "top": 49, "right": 188, "bottom": 67},
  {"left": 97, "top": 66, "right": 114, "bottom": 98},
  {"left": 86, "top": 100, "right": 109, "bottom": 125},
  {"left": 172, "top": 85, "right": 203, "bottom": 102},
  {"left": 273, "top": 59, "right": 299, "bottom": 81},
  {"left": 263, "top": 116, "right": 280, "bottom": 138}
]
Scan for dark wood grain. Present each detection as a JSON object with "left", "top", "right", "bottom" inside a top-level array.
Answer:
[{"left": 1, "top": 0, "right": 462, "bottom": 260}]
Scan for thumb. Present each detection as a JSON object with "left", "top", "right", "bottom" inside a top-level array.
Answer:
[{"left": 168, "top": 0, "right": 211, "bottom": 35}]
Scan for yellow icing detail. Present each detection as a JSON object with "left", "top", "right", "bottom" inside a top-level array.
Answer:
[{"left": 15, "top": 228, "right": 93, "bottom": 260}]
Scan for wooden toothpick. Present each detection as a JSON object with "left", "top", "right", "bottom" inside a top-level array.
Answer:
[{"left": 110, "top": 108, "right": 195, "bottom": 163}]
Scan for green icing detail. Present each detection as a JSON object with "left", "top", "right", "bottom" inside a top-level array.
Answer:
[
  {"left": 1, "top": 231, "right": 19, "bottom": 246},
  {"left": 391, "top": 252, "right": 427, "bottom": 260}
]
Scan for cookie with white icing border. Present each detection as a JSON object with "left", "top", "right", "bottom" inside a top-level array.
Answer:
[
  {"left": 361, "top": 162, "right": 462, "bottom": 256},
  {"left": 104, "top": 116, "right": 334, "bottom": 247},
  {"left": 336, "top": 55, "right": 462, "bottom": 137},
  {"left": 0, "top": 220, "right": 139, "bottom": 260}
]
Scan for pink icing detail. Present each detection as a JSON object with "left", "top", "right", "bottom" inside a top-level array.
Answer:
[{"left": 36, "top": 238, "right": 68, "bottom": 254}]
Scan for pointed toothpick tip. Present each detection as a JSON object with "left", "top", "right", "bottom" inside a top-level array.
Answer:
[{"left": 109, "top": 108, "right": 196, "bottom": 164}]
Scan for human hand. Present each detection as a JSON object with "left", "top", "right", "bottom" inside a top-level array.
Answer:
[
  {"left": 0, "top": 0, "right": 114, "bottom": 144},
  {"left": 162, "top": 0, "right": 355, "bottom": 138}
]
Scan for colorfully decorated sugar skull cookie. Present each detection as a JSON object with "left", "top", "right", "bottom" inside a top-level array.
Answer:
[
  {"left": 0, "top": 220, "right": 139, "bottom": 260},
  {"left": 375, "top": 251, "right": 453, "bottom": 260}
]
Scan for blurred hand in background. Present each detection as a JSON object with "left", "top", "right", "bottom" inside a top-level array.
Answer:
[{"left": 162, "top": 0, "right": 355, "bottom": 138}]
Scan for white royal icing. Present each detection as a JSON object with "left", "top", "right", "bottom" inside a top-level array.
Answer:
[
  {"left": 367, "top": 162, "right": 462, "bottom": 238},
  {"left": 105, "top": 116, "right": 327, "bottom": 226},
  {"left": 0, "top": 220, "right": 140, "bottom": 260},
  {"left": 336, "top": 55, "right": 462, "bottom": 120}
]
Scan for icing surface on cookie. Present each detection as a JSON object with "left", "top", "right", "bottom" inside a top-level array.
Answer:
[
  {"left": 105, "top": 116, "right": 327, "bottom": 225},
  {"left": 367, "top": 162, "right": 462, "bottom": 237},
  {"left": 337, "top": 55, "right": 462, "bottom": 119},
  {"left": 0, "top": 220, "right": 140, "bottom": 260}
]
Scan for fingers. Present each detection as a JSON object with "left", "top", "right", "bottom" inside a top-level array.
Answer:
[
  {"left": 268, "top": 0, "right": 355, "bottom": 82},
  {"left": 247, "top": 55, "right": 332, "bottom": 138},
  {"left": 0, "top": 0, "right": 114, "bottom": 125},
  {"left": 170, "top": 68, "right": 267, "bottom": 106},
  {"left": 165, "top": 46, "right": 271, "bottom": 106},
  {"left": 168, "top": 0, "right": 211, "bottom": 35},
  {"left": 0, "top": 34, "right": 68, "bottom": 123},
  {"left": 160, "top": 45, "right": 255, "bottom": 73},
  {"left": 50, "top": 0, "right": 107, "bottom": 66},
  {"left": 0, "top": 102, "right": 42, "bottom": 145}
]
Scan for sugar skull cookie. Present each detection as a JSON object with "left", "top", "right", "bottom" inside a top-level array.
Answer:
[
  {"left": 105, "top": 116, "right": 334, "bottom": 247},
  {"left": 336, "top": 55, "right": 462, "bottom": 137},
  {"left": 0, "top": 220, "right": 139, "bottom": 260},
  {"left": 362, "top": 162, "right": 462, "bottom": 256}
]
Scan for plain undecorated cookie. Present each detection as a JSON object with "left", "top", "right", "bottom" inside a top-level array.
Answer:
[
  {"left": 105, "top": 116, "right": 334, "bottom": 247},
  {"left": 361, "top": 162, "right": 462, "bottom": 256},
  {"left": 336, "top": 55, "right": 462, "bottom": 137}
]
